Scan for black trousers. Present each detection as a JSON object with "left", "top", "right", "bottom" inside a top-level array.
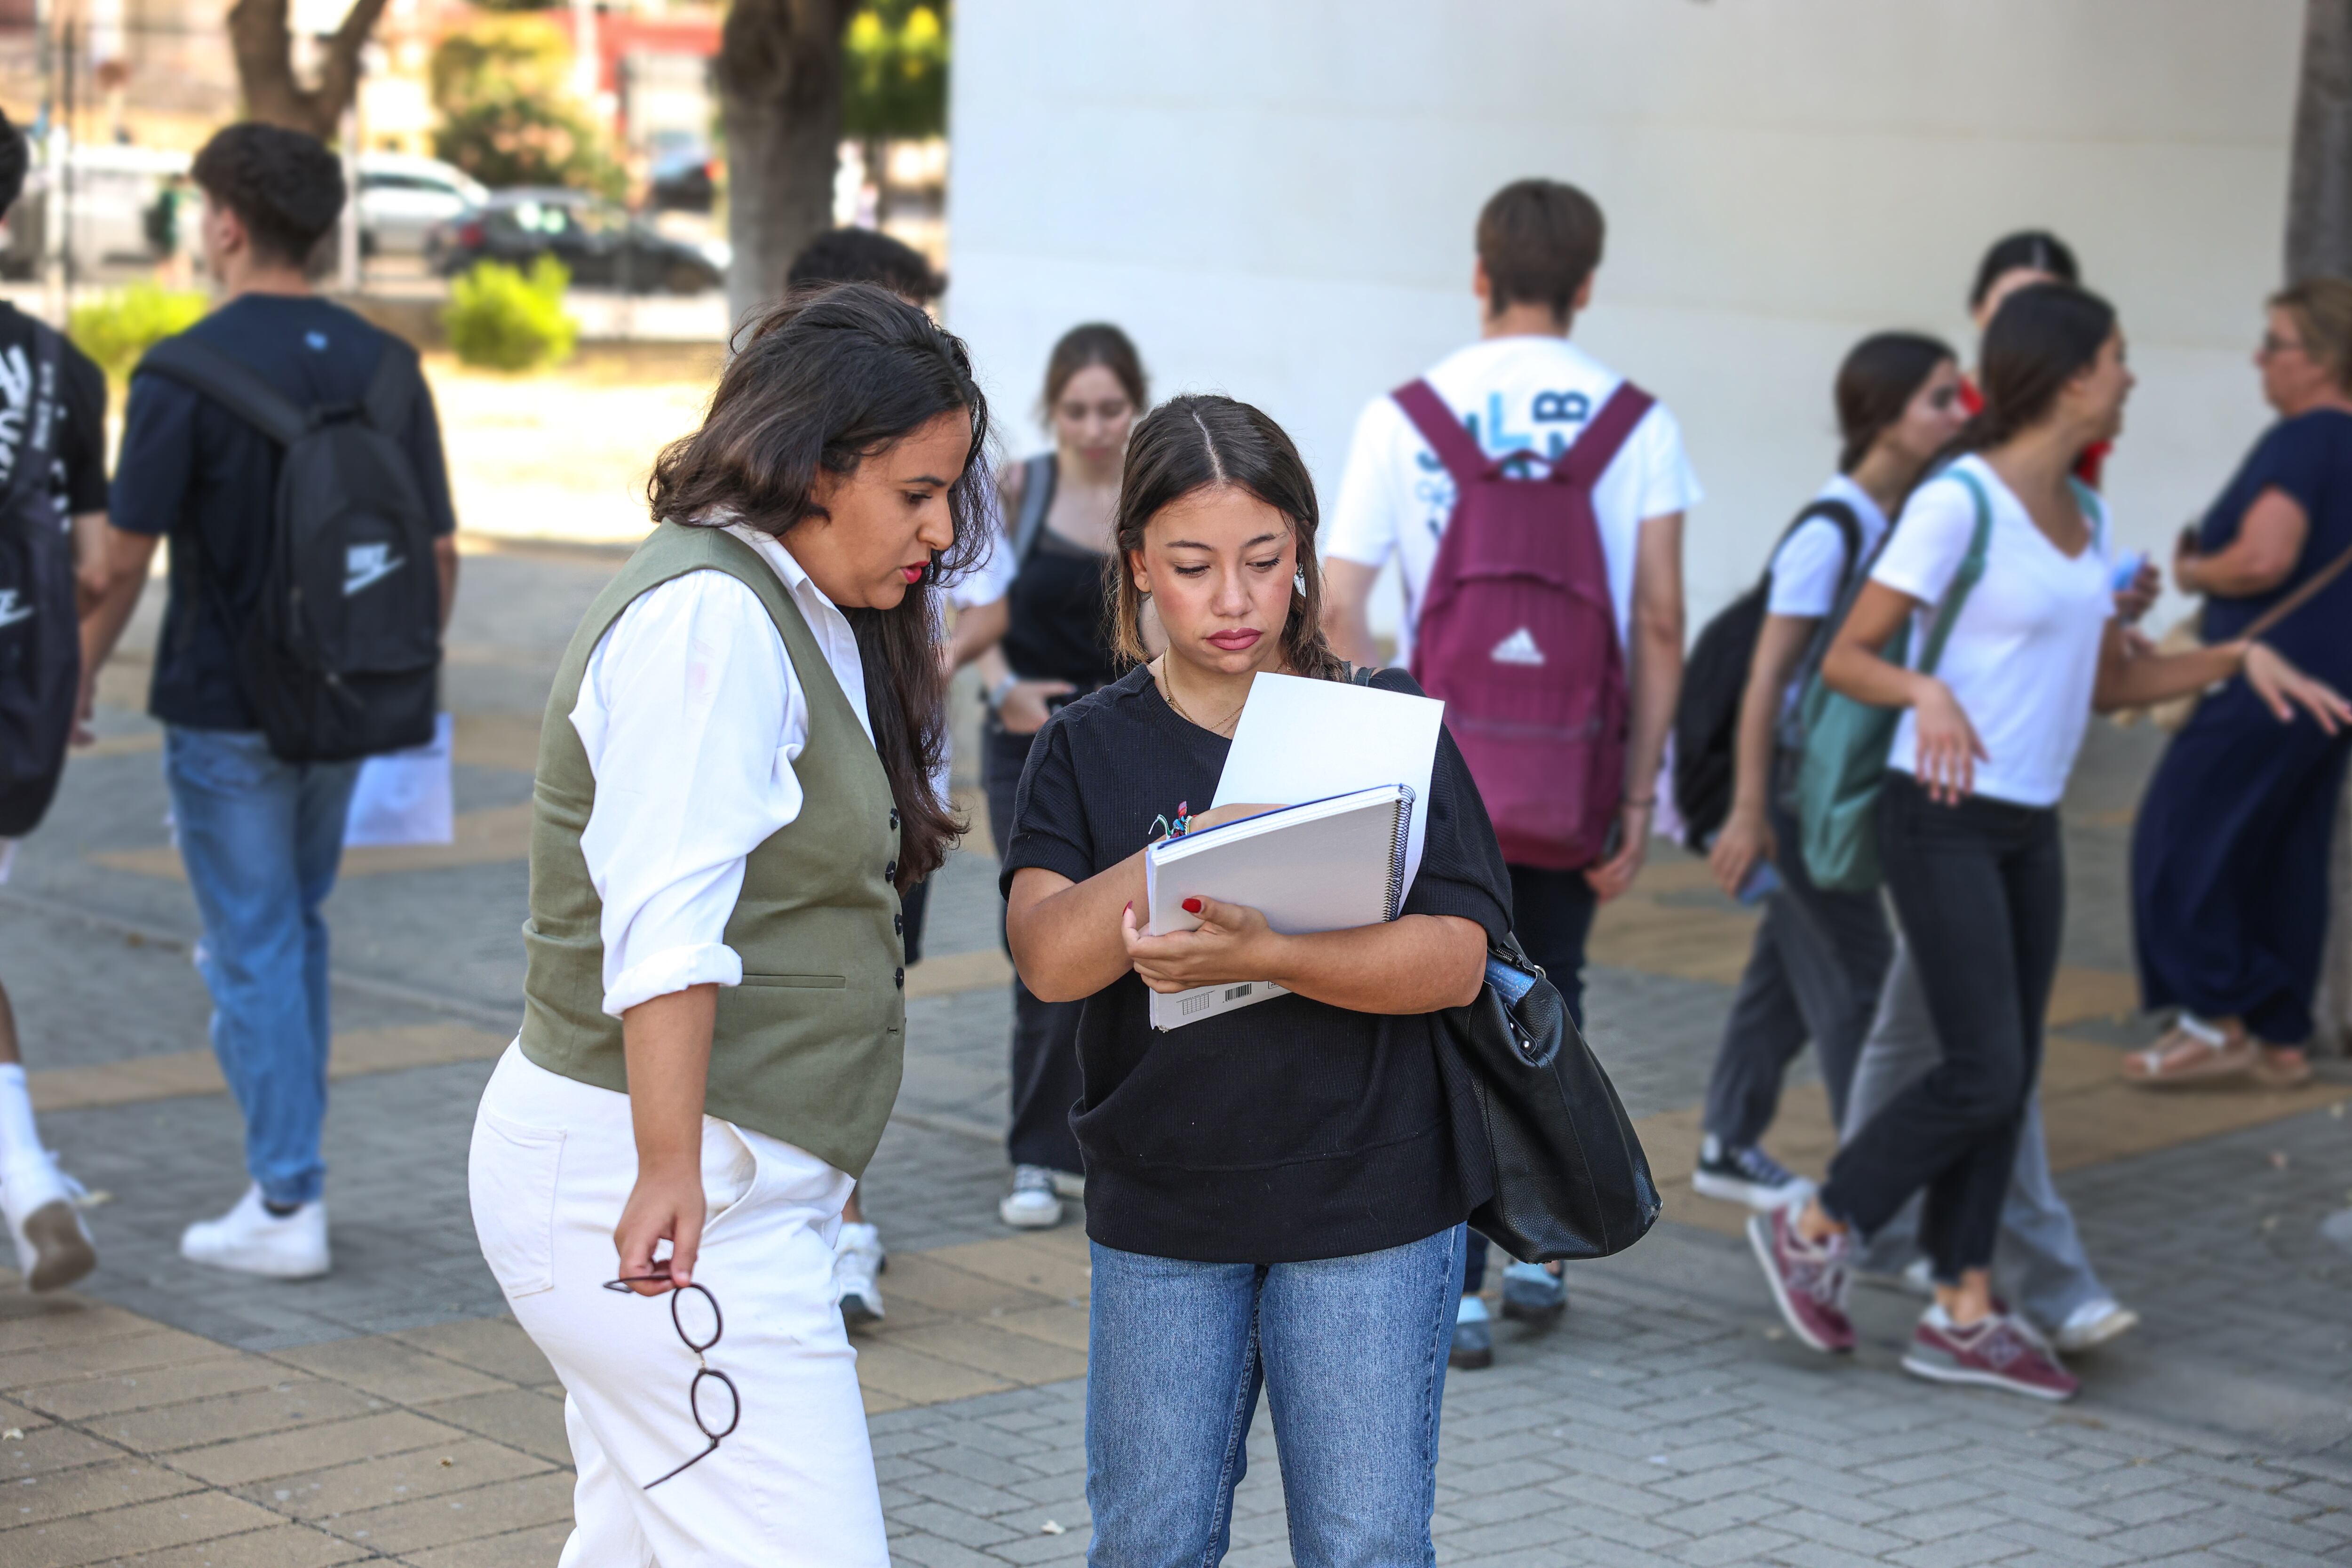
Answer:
[
  {"left": 1462, "top": 863, "right": 1597, "bottom": 1294},
  {"left": 983, "top": 713, "right": 1087, "bottom": 1176},
  {"left": 1700, "top": 791, "right": 1893, "bottom": 1147},
  {"left": 1820, "top": 772, "right": 2063, "bottom": 1282}
]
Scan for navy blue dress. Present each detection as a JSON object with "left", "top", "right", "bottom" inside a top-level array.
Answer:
[{"left": 2133, "top": 408, "right": 2352, "bottom": 1042}]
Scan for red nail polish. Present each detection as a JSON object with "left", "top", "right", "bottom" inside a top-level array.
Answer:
[{"left": 1182, "top": 897, "right": 1203, "bottom": 915}]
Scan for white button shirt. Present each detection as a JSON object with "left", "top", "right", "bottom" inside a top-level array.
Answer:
[{"left": 571, "top": 522, "right": 875, "bottom": 1017}]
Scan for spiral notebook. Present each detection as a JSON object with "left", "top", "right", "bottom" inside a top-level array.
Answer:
[{"left": 1142, "top": 784, "right": 1415, "bottom": 1031}]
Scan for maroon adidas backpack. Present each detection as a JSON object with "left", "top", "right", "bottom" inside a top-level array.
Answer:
[{"left": 1395, "top": 378, "right": 1653, "bottom": 871}]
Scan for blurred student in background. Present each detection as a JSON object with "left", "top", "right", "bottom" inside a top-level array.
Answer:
[
  {"left": 957, "top": 324, "right": 1149, "bottom": 1230},
  {"left": 1325, "top": 176, "right": 1699, "bottom": 1367},
  {"left": 1694, "top": 334, "right": 1964, "bottom": 1210}
]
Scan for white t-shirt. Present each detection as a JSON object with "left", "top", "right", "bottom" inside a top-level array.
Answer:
[
  {"left": 1766, "top": 474, "right": 1888, "bottom": 619},
  {"left": 1873, "top": 455, "right": 2112, "bottom": 809},
  {"left": 1326, "top": 335, "right": 1703, "bottom": 666}
]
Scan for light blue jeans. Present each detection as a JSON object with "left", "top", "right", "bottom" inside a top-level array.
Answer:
[
  {"left": 1086, "top": 1224, "right": 1462, "bottom": 1568},
  {"left": 165, "top": 727, "right": 360, "bottom": 1209},
  {"left": 1845, "top": 938, "right": 2112, "bottom": 1329}
]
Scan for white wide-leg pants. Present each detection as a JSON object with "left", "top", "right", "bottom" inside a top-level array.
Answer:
[{"left": 468, "top": 1044, "right": 887, "bottom": 1567}]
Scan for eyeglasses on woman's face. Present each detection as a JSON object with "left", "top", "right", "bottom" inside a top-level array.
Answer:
[{"left": 602, "top": 1276, "right": 741, "bottom": 1488}]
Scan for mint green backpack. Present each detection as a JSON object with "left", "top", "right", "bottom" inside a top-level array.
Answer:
[{"left": 1785, "top": 467, "right": 1997, "bottom": 893}]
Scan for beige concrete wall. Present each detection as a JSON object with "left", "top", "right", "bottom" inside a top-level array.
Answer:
[{"left": 947, "top": 0, "right": 2303, "bottom": 629}]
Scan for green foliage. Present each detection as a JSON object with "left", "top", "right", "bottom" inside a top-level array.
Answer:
[
  {"left": 430, "top": 16, "right": 625, "bottom": 199},
  {"left": 842, "top": 1, "right": 948, "bottom": 141},
  {"left": 444, "top": 255, "right": 579, "bottom": 372},
  {"left": 68, "top": 282, "right": 208, "bottom": 383}
]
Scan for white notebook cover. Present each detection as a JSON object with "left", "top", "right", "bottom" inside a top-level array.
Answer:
[{"left": 1142, "top": 784, "right": 1413, "bottom": 1030}]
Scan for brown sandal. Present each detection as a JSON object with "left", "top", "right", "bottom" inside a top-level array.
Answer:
[
  {"left": 2252, "top": 1048, "right": 2314, "bottom": 1090},
  {"left": 2122, "top": 1024, "right": 2258, "bottom": 1087}
]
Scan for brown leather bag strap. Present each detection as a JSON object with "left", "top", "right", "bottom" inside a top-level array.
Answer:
[{"left": 2241, "top": 538, "right": 2352, "bottom": 641}]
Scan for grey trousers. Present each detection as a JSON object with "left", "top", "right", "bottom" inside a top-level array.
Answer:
[
  {"left": 1844, "top": 938, "right": 2112, "bottom": 1329},
  {"left": 1701, "top": 797, "right": 1893, "bottom": 1146}
]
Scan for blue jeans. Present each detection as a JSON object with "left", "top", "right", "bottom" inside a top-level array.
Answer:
[
  {"left": 165, "top": 727, "right": 360, "bottom": 1208},
  {"left": 1086, "top": 1225, "right": 1463, "bottom": 1568}
]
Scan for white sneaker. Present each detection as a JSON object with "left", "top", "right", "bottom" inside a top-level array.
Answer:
[
  {"left": 833, "top": 1221, "right": 886, "bottom": 1327},
  {"left": 2052, "top": 1298, "right": 2139, "bottom": 1353},
  {"left": 179, "top": 1185, "right": 329, "bottom": 1279},
  {"left": 2, "top": 1153, "right": 95, "bottom": 1293},
  {"left": 999, "top": 1165, "right": 1062, "bottom": 1229}
]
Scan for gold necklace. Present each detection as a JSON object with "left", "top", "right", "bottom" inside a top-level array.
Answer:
[{"left": 1155, "top": 658, "right": 1248, "bottom": 737}]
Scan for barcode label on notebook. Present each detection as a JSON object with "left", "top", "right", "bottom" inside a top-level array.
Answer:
[{"left": 1181, "top": 992, "right": 1214, "bottom": 1018}]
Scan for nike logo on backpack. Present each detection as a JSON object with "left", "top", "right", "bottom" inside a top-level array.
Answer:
[
  {"left": 0, "top": 590, "right": 29, "bottom": 628},
  {"left": 344, "top": 543, "right": 405, "bottom": 597},
  {"left": 1490, "top": 627, "right": 1545, "bottom": 666}
]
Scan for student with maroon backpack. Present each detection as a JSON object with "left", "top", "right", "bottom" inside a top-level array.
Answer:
[{"left": 1326, "top": 177, "right": 1700, "bottom": 1367}]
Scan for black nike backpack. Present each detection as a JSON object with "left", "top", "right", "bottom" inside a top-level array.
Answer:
[
  {"left": 1669, "top": 498, "right": 1859, "bottom": 852},
  {"left": 137, "top": 333, "right": 441, "bottom": 764},
  {"left": 0, "top": 324, "right": 80, "bottom": 824}
]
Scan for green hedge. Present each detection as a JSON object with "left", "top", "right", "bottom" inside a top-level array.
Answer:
[{"left": 444, "top": 255, "right": 579, "bottom": 372}]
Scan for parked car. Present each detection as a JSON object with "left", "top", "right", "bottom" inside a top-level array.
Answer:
[
  {"left": 426, "top": 189, "right": 724, "bottom": 294},
  {"left": 358, "top": 154, "right": 488, "bottom": 258},
  {"left": 646, "top": 132, "right": 716, "bottom": 214},
  {"left": 0, "top": 143, "right": 191, "bottom": 280}
]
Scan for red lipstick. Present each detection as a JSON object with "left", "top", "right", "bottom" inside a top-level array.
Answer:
[
  {"left": 1206, "top": 629, "right": 1262, "bottom": 651},
  {"left": 899, "top": 565, "right": 925, "bottom": 584}
]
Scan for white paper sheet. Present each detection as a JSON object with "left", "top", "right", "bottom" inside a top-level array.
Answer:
[
  {"left": 344, "top": 712, "right": 456, "bottom": 848},
  {"left": 1211, "top": 673, "right": 1444, "bottom": 897}
]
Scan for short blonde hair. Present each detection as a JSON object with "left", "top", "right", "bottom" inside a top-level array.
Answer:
[{"left": 2271, "top": 276, "right": 2352, "bottom": 392}]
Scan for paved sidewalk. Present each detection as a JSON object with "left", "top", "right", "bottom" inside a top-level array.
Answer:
[{"left": 10, "top": 547, "right": 2352, "bottom": 1565}]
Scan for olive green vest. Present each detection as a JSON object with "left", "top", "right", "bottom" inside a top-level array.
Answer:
[{"left": 518, "top": 522, "right": 905, "bottom": 1178}]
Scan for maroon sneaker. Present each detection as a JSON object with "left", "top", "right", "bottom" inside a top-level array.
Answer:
[
  {"left": 1747, "top": 1208, "right": 1854, "bottom": 1353},
  {"left": 1902, "top": 1309, "right": 2079, "bottom": 1401}
]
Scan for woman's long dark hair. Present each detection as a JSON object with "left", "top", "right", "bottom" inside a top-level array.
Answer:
[
  {"left": 648, "top": 283, "right": 992, "bottom": 887},
  {"left": 1108, "top": 394, "right": 1345, "bottom": 681},
  {"left": 1953, "top": 282, "right": 2116, "bottom": 456},
  {"left": 1039, "top": 322, "right": 1149, "bottom": 425},
  {"left": 1834, "top": 332, "right": 1954, "bottom": 473}
]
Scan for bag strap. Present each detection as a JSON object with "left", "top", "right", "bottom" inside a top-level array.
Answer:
[
  {"left": 135, "top": 334, "right": 310, "bottom": 449},
  {"left": 1758, "top": 497, "right": 1863, "bottom": 594},
  {"left": 1552, "top": 382, "right": 1654, "bottom": 488},
  {"left": 1920, "top": 468, "right": 1997, "bottom": 676},
  {"left": 1391, "top": 379, "right": 1491, "bottom": 486},
  {"left": 2241, "top": 537, "right": 2352, "bottom": 642},
  {"left": 1010, "top": 452, "right": 1057, "bottom": 566}
]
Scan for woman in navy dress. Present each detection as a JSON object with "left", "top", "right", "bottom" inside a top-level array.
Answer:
[{"left": 2129, "top": 276, "right": 2352, "bottom": 1088}]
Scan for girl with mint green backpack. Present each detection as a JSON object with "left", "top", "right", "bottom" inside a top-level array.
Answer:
[{"left": 1747, "top": 283, "right": 2351, "bottom": 1402}]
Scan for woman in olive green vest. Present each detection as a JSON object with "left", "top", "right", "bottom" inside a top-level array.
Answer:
[{"left": 468, "top": 285, "right": 990, "bottom": 1566}]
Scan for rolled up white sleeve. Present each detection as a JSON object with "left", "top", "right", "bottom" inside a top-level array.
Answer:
[{"left": 570, "top": 570, "right": 810, "bottom": 1017}]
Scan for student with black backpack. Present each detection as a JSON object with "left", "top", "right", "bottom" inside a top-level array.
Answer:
[
  {"left": 81, "top": 123, "right": 456, "bottom": 1280},
  {"left": 0, "top": 106, "right": 115, "bottom": 1294},
  {"left": 1686, "top": 334, "right": 1965, "bottom": 1210}
]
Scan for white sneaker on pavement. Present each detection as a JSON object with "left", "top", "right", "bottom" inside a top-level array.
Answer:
[
  {"left": 179, "top": 1185, "right": 329, "bottom": 1279},
  {"left": 2, "top": 1152, "right": 95, "bottom": 1293},
  {"left": 2052, "top": 1298, "right": 2139, "bottom": 1353},
  {"left": 833, "top": 1221, "right": 886, "bottom": 1327},
  {"left": 999, "top": 1165, "right": 1062, "bottom": 1229}
]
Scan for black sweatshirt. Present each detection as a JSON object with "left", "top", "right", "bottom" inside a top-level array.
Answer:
[{"left": 999, "top": 664, "right": 1513, "bottom": 1263}]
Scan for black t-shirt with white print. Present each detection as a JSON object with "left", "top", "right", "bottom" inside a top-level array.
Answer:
[
  {"left": 0, "top": 302, "right": 111, "bottom": 520},
  {"left": 998, "top": 662, "right": 1513, "bottom": 1265}
]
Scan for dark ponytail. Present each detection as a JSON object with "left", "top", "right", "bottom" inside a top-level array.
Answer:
[
  {"left": 648, "top": 282, "right": 993, "bottom": 887},
  {"left": 1109, "top": 394, "right": 1346, "bottom": 682},
  {"left": 1953, "top": 282, "right": 2115, "bottom": 456},
  {"left": 1834, "top": 332, "right": 1955, "bottom": 473}
]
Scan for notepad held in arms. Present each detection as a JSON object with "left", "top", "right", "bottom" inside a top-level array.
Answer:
[{"left": 1142, "top": 784, "right": 1415, "bottom": 1031}]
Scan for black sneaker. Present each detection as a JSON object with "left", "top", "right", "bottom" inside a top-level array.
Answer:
[
  {"left": 1498, "top": 1261, "right": 1567, "bottom": 1326},
  {"left": 1692, "top": 1135, "right": 1814, "bottom": 1211}
]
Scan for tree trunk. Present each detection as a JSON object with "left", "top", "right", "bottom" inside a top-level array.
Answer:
[
  {"left": 2288, "top": 0, "right": 2352, "bottom": 282},
  {"left": 716, "top": 0, "right": 850, "bottom": 332},
  {"left": 226, "top": 0, "right": 392, "bottom": 142}
]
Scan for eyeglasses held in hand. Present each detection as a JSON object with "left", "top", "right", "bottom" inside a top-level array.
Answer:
[{"left": 602, "top": 1275, "right": 741, "bottom": 1488}]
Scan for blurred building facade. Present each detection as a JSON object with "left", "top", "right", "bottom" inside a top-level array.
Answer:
[{"left": 949, "top": 0, "right": 2303, "bottom": 630}]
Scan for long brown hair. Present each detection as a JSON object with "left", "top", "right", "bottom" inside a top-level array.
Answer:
[
  {"left": 1952, "top": 281, "right": 2115, "bottom": 457},
  {"left": 648, "top": 283, "right": 992, "bottom": 887},
  {"left": 1833, "top": 332, "right": 1954, "bottom": 473},
  {"left": 1108, "top": 394, "right": 1345, "bottom": 681},
  {"left": 1038, "top": 322, "right": 1149, "bottom": 426}
]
